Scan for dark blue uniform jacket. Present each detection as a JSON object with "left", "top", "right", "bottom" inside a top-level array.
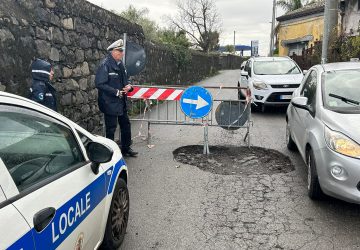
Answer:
[
  {"left": 95, "top": 54, "right": 132, "bottom": 116},
  {"left": 29, "top": 59, "right": 57, "bottom": 111}
]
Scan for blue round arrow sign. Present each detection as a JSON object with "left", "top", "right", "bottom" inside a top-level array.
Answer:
[{"left": 180, "top": 86, "right": 213, "bottom": 119}]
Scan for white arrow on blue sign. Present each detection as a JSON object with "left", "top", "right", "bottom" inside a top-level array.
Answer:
[{"left": 180, "top": 86, "right": 213, "bottom": 119}]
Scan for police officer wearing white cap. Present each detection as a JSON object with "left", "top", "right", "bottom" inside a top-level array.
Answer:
[{"left": 95, "top": 39, "right": 138, "bottom": 157}]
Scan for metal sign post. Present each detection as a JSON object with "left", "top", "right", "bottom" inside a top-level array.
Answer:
[{"left": 180, "top": 86, "right": 213, "bottom": 155}]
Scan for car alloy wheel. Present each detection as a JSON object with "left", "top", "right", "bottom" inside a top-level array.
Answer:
[
  {"left": 101, "top": 178, "right": 129, "bottom": 249},
  {"left": 286, "top": 121, "right": 297, "bottom": 151},
  {"left": 111, "top": 186, "right": 129, "bottom": 241},
  {"left": 307, "top": 154, "right": 312, "bottom": 191},
  {"left": 307, "top": 149, "right": 323, "bottom": 200},
  {"left": 286, "top": 123, "right": 291, "bottom": 145}
]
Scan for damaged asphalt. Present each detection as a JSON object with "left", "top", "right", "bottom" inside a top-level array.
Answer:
[{"left": 120, "top": 70, "right": 360, "bottom": 250}]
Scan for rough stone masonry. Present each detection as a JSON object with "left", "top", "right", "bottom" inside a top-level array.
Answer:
[{"left": 0, "top": 0, "right": 243, "bottom": 133}]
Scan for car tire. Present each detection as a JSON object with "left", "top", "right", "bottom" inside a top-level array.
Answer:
[
  {"left": 251, "top": 103, "right": 261, "bottom": 112},
  {"left": 286, "top": 121, "right": 297, "bottom": 151},
  {"left": 261, "top": 104, "right": 266, "bottom": 113},
  {"left": 307, "top": 149, "right": 323, "bottom": 200},
  {"left": 101, "top": 178, "right": 129, "bottom": 249}
]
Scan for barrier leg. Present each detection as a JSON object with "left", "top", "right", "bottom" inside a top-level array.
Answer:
[
  {"left": 248, "top": 102, "right": 252, "bottom": 148},
  {"left": 147, "top": 121, "right": 151, "bottom": 145},
  {"left": 203, "top": 116, "right": 210, "bottom": 155}
]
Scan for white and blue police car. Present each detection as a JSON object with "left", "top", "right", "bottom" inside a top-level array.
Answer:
[{"left": 0, "top": 91, "right": 129, "bottom": 249}]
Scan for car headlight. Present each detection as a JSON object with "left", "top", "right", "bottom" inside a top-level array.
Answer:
[
  {"left": 252, "top": 80, "right": 268, "bottom": 90},
  {"left": 324, "top": 126, "right": 360, "bottom": 159}
]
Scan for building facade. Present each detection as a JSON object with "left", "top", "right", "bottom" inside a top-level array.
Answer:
[
  {"left": 341, "top": 0, "right": 360, "bottom": 36},
  {"left": 276, "top": 2, "right": 325, "bottom": 56}
]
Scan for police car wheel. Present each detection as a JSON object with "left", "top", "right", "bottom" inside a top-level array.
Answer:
[{"left": 102, "top": 178, "right": 129, "bottom": 249}]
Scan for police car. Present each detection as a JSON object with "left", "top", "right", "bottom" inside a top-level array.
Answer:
[{"left": 0, "top": 91, "right": 129, "bottom": 249}]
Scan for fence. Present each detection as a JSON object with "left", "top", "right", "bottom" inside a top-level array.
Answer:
[
  {"left": 127, "top": 85, "right": 252, "bottom": 154},
  {"left": 290, "top": 41, "right": 322, "bottom": 70}
]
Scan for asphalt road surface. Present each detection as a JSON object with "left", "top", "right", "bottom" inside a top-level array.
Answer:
[{"left": 120, "top": 70, "right": 360, "bottom": 250}]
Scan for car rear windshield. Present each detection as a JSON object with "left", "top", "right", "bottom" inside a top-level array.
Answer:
[
  {"left": 323, "top": 69, "right": 360, "bottom": 113},
  {"left": 253, "top": 60, "right": 301, "bottom": 75}
]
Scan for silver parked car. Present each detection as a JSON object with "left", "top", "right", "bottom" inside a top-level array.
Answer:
[{"left": 286, "top": 62, "right": 360, "bottom": 203}]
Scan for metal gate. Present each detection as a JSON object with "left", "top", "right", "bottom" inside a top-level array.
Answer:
[{"left": 127, "top": 85, "right": 252, "bottom": 154}]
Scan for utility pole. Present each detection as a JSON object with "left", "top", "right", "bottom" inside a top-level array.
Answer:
[
  {"left": 269, "top": 0, "right": 276, "bottom": 56},
  {"left": 233, "top": 30, "right": 236, "bottom": 54},
  {"left": 321, "top": 0, "right": 338, "bottom": 64}
]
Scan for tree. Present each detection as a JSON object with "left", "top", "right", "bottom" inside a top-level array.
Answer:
[
  {"left": 224, "top": 45, "right": 235, "bottom": 53},
  {"left": 277, "top": 0, "right": 303, "bottom": 12},
  {"left": 167, "top": 0, "right": 222, "bottom": 52},
  {"left": 158, "top": 30, "right": 191, "bottom": 48},
  {"left": 277, "top": 0, "right": 320, "bottom": 13},
  {"left": 120, "top": 5, "right": 159, "bottom": 42},
  {"left": 158, "top": 30, "right": 192, "bottom": 69}
]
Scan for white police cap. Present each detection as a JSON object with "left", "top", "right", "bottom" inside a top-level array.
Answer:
[{"left": 107, "top": 39, "right": 124, "bottom": 51}]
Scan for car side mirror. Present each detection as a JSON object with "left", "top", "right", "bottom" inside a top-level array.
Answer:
[
  {"left": 291, "top": 97, "right": 309, "bottom": 110},
  {"left": 303, "top": 70, "right": 308, "bottom": 75},
  {"left": 86, "top": 142, "right": 113, "bottom": 174},
  {"left": 241, "top": 71, "right": 249, "bottom": 77},
  {"left": 247, "top": 69, "right": 252, "bottom": 77}
]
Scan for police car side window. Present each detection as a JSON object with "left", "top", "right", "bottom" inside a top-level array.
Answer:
[
  {"left": 0, "top": 106, "right": 86, "bottom": 192},
  {"left": 76, "top": 131, "right": 92, "bottom": 148}
]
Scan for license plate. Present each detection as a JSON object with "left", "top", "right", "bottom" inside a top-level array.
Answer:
[{"left": 280, "top": 95, "right": 292, "bottom": 100}]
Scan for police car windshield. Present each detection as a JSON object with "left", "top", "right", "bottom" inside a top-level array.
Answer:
[{"left": 253, "top": 60, "right": 301, "bottom": 75}]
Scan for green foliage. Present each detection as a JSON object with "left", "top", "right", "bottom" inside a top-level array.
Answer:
[
  {"left": 335, "top": 36, "right": 360, "bottom": 61},
  {"left": 277, "top": 0, "right": 303, "bottom": 12},
  {"left": 273, "top": 48, "right": 279, "bottom": 55},
  {"left": 224, "top": 45, "right": 235, "bottom": 53},
  {"left": 277, "top": 0, "right": 321, "bottom": 13},
  {"left": 158, "top": 29, "right": 192, "bottom": 70},
  {"left": 158, "top": 30, "right": 191, "bottom": 48},
  {"left": 120, "top": 5, "right": 159, "bottom": 42},
  {"left": 199, "top": 31, "right": 220, "bottom": 52}
]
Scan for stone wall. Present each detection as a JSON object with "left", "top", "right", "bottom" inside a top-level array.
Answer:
[
  {"left": 0, "top": 0, "right": 144, "bottom": 132},
  {"left": 137, "top": 44, "right": 244, "bottom": 86},
  {"left": 140, "top": 43, "right": 218, "bottom": 85},
  {"left": 0, "top": 0, "right": 244, "bottom": 133}
]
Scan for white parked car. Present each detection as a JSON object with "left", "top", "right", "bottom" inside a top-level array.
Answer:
[
  {"left": 238, "top": 57, "right": 304, "bottom": 111},
  {"left": 0, "top": 91, "right": 129, "bottom": 249}
]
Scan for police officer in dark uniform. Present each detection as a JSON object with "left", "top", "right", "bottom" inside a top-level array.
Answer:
[
  {"left": 95, "top": 39, "right": 138, "bottom": 157},
  {"left": 29, "top": 59, "right": 57, "bottom": 111}
]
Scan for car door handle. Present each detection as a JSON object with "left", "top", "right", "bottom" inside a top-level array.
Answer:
[{"left": 33, "top": 207, "right": 56, "bottom": 232}]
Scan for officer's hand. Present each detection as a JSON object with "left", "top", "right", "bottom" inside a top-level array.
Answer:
[
  {"left": 123, "top": 84, "right": 132, "bottom": 94},
  {"left": 116, "top": 89, "right": 124, "bottom": 97}
]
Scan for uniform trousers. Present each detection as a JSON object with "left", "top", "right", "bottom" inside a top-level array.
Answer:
[{"left": 104, "top": 113, "right": 131, "bottom": 150}]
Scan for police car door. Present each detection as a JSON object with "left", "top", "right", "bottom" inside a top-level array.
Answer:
[
  {"left": 0, "top": 159, "right": 35, "bottom": 250},
  {"left": 0, "top": 105, "right": 106, "bottom": 250}
]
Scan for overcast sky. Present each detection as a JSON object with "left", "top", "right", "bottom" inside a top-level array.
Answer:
[{"left": 86, "top": 0, "right": 285, "bottom": 56}]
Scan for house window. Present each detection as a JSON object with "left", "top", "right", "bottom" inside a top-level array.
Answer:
[{"left": 287, "top": 42, "right": 307, "bottom": 56}]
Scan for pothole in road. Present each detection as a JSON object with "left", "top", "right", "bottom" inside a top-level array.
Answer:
[{"left": 173, "top": 145, "right": 295, "bottom": 175}]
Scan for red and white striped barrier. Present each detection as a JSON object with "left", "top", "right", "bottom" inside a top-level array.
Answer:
[{"left": 127, "top": 86, "right": 184, "bottom": 100}]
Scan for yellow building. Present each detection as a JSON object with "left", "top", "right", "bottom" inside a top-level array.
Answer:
[{"left": 276, "top": 2, "right": 325, "bottom": 56}]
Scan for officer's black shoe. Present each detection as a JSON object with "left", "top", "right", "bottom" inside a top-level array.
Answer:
[{"left": 122, "top": 148, "right": 138, "bottom": 157}]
